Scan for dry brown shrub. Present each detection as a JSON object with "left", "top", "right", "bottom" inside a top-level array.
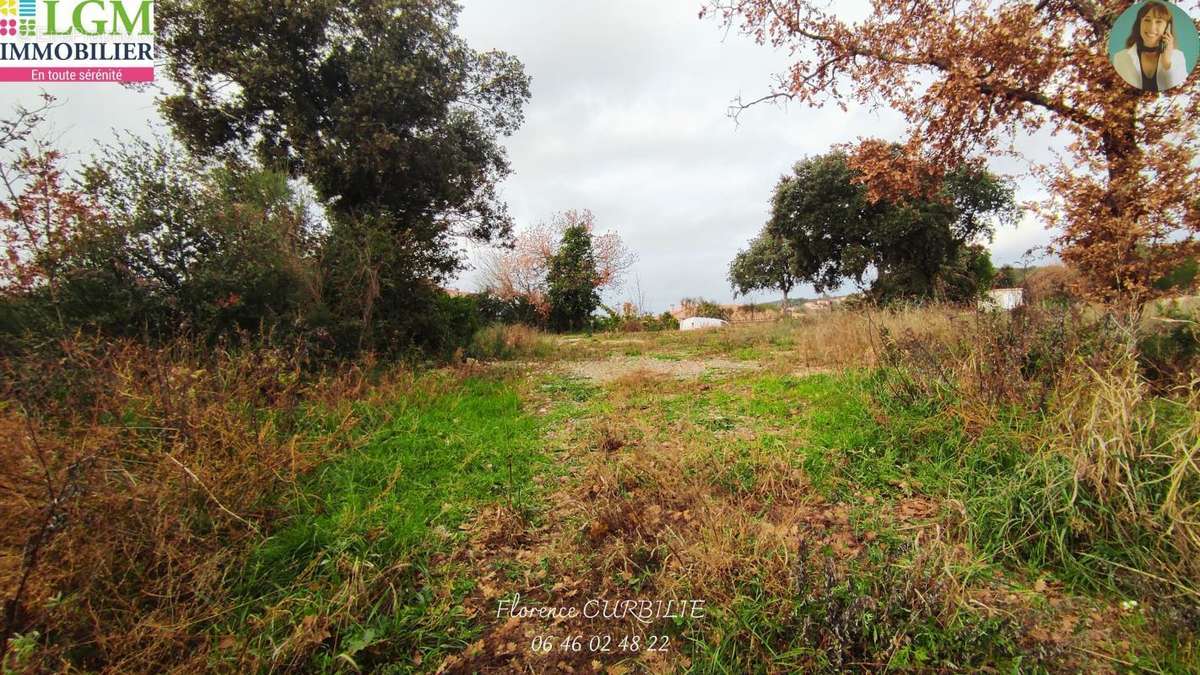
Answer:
[
  {"left": 1022, "top": 265, "right": 1083, "bottom": 305},
  {"left": 468, "top": 323, "right": 551, "bottom": 361},
  {"left": 0, "top": 336, "right": 387, "bottom": 672},
  {"left": 1047, "top": 348, "right": 1200, "bottom": 590}
]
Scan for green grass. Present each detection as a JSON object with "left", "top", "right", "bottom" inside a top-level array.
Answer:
[
  {"left": 788, "top": 371, "right": 1091, "bottom": 584},
  {"left": 196, "top": 320, "right": 1195, "bottom": 672},
  {"left": 684, "top": 541, "right": 1027, "bottom": 673},
  {"left": 788, "top": 368, "right": 1200, "bottom": 610},
  {"left": 217, "top": 375, "right": 549, "bottom": 671}
]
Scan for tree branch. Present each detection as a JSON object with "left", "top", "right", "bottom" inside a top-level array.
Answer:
[{"left": 772, "top": 20, "right": 1102, "bottom": 130}]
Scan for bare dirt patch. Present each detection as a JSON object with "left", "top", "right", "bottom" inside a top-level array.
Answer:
[{"left": 561, "top": 356, "right": 759, "bottom": 383}]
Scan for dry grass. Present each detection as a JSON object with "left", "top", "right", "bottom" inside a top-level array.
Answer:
[
  {"left": 1048, "top": 346, "right": 1200, "bottom": 593},
  {"left": 565, "top": 304, "right": 960, "bottom": 370},
  {"left": 0, "top": 336, "right": 407, "bottom": 672},
  {"left": 468, "top": 323, "right": 553, "bottom": 361},
  {"left": 790, "top": 304, "right": 961, "bottom": 368}
]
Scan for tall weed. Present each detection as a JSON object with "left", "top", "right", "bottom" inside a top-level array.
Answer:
[
  {"left": 467, "top": 323, "right": 552, "bottom": 361},
  {"left": 0, "top": 335, "right": 380, "bottom": 671},
  {"left": 872, "top": 305, "right": 1200, "bottom": 607}
]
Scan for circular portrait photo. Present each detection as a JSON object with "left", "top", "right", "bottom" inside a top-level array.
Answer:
[{"left": 1108, "top": 1, "right": 1200, "bottom": 92}]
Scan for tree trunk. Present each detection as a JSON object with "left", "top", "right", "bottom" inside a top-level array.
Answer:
[{"left": 1098, "top": 93, "right": 1143, "bottom": 302}]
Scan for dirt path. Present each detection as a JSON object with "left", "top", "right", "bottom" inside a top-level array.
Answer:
[
  {"left": 559, "top": 355, "right": 759, "bottom": 384},
  {"left": 437, "top": 339, "right": 1154, "bottom": 673}
]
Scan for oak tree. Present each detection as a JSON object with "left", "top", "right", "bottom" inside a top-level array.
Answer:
[
  {"left": 766, "top": 147, "right": 1014, "bottom": 303},
  {"left": 728, "top": 230, "right": 800, "bottom": 311},
  {"left": 704, "top": 0, "right": 1200, "bottom": 303},
  {"left": 157, "top": 0, "right": 531, "bottom": 279}
]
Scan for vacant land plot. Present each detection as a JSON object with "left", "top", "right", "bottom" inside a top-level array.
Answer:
[
  {"left": 422, "top": 321, "right": 1195, "bottom": 673},
  {"left": 6, "top": 310, "right": 1197, "bottom": 673}
]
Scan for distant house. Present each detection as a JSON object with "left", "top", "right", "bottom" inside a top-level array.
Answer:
[
  {"left": 980, "top": 288, "right": 1024, "bottom": 311},
  {"left": 679, "top": 317, "right": 728, "bottom": 331},
  {"left": 804, "top": 299, "right": 833, "bottom": 312}
]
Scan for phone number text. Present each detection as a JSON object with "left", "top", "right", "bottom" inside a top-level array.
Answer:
[{"left": 529, "top": 634, "right": 670, "bottom": 654}]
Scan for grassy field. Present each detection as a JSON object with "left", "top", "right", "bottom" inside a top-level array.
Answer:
[
  {"left": 427, "top": 317, "right": 1193, "bottom": 673},
  {"left": 4, "top": 309, "right": 1198, "bottom": 673},
  {"left": 231, "top": 313, "right": 1199, "bottom": 671}
]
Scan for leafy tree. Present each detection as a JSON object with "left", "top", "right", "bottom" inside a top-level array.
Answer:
[
  {"left": 994, "top": 265, "right": 1020, "bottom": 289},
  {"left": 728, "top": 231, "right": 800, "bottom": 311},
  {"left": 477, "top": 209, "right": 635, "bottom": 321},
  {"left": 157, "top": 0, "right": 531, "bottom": 348},
  {"left": 158, "top": 0, "right": 528, "bottom": 227},
  {"left": 62, "top": 136, "right": 322, "bottom": 342},
  {"left": 766, "top": 147, "right": 1015, "bottom": 303},
  {"left": 1153, "top": 257, "right": 1198, "bottom": 293},
  {"left": 0, "top": 95, "right": 100, "bottom": 333},
  {"left": 872, "top": 244, "right": 996, "bottom": 304},
  {"left": 704, "top": 0, "right": 1200, "bottom": 304},
  {"left": 546, "top": 224, "right": 600, "bottom": 332},
  {"left": 0, "top": 147, "right": 101, "bottom": 333}
]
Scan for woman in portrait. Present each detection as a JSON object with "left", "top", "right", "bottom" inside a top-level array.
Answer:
[{"left": 1112, "top": 1, "right": 1188, "bottom": 91}]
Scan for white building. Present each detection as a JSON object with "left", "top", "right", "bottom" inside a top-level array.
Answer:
[
  {"left": 679, "top": 316, "right": 729, "bottom": 330},
  {"left": 980, "top": 288, "right": 1024, "bottom": 311}
]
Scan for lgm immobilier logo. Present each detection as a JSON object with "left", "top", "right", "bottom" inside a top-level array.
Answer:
[{"left": 0, "top": 0, "right": 154, "bottom": 83}]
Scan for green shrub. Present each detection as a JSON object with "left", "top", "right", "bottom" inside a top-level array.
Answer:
[
  {"left": 2, "top": 137, "right": 498, "bottom": 364},
  {"left": 651, "top": 311, "right": 680, "bottom": 331},
  {"left": 472, "top": 292, "right": 546, "bottom": 328},
  {"left": 1138, "top": 303, "right": 1199, "bottom": 389},
  {"left": 679, "top": 297, "right": 731, "bottom": 321}
]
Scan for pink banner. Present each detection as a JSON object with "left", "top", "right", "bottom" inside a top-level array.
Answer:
[{"left": 0, "top": 67, "right": 154, "bottom": 83}]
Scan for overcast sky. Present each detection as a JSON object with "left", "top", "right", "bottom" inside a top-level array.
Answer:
[
  {"left": 0, "top": 0, "right": 1062, "bottom": 313},
  {"left": 452, "top": 0, "right": 1065, "bottom": 311}
]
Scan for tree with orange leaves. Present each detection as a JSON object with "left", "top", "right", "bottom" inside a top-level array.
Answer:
[
  {"left": 703, "top": 0, "right": 1200, "bottom": 303},
  {"left": 477, "top": 209, "right": 636, "bottom": 319},
  {"left": 0, "top": 97, "right": 102, "bottom": 330}
]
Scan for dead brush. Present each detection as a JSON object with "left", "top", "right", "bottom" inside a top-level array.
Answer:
[
  {"left": 468, "top": 323, "right": 551, "bottom": 361},
  {"left": 683, "top": 532, "right": 1001, "bottom": 672},
  {"left": 594, "top": 421, "right": 627, "bottom": 453},
  {"left": 873, "top": 302, "right": 1200, "bottom": 601},
  {"left": 0, "top": 335, "right": 379, "bottom": 672},
  {"left": 1045, "top": 339, "right": 1200, "bottom": 595},
  {"left": 876, "top": 304, "right": 1095, "bottom": 422},
  {"left": 788, "top": 543, "right": 967, "bottom": 669}
]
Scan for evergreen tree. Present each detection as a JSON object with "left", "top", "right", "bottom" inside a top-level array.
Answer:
[
  {"left": 546, "top": 225, "right": 600, "bottom": 332},
  {"left": 728, "top": 231, "right": 799, "bottom": 311},
  {"left": 767, "top": 147, "right": 1015, "bottom": 304}
]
